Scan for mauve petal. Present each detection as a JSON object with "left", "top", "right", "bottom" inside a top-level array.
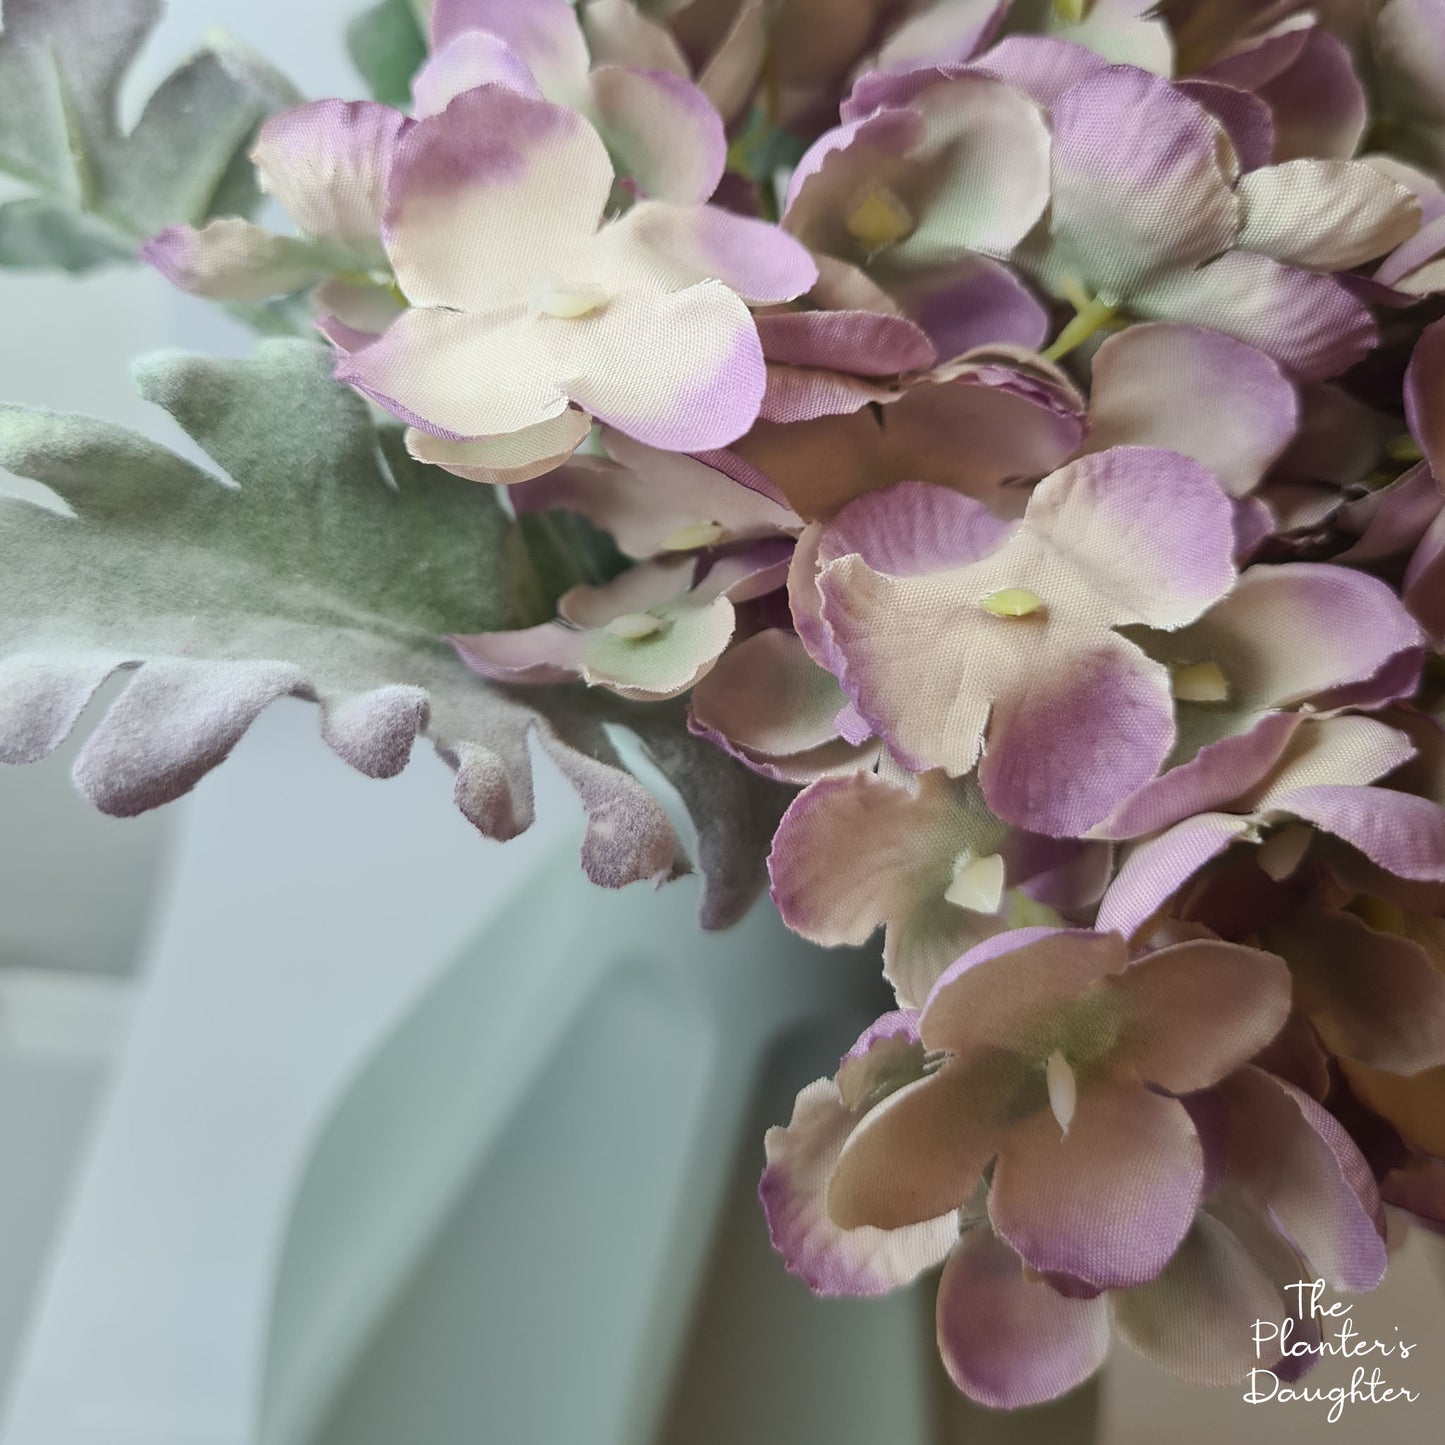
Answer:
[
  {"left": 695, "top": 630, "right": 850, "bottom": 760},
  {"left": 581, "top": 0, "right": 691, "bottom": 77},
  {"left": 1219, "top": 1067, "right": 1387, "bottom": 1292},
  {"left": 1175, "top": 78, "right": 1275, "bottom": 172},
  {"left": 336, "top": 307, "right": 568, "bottom": 439},
  {"left": 821, "top": 480, "right": 1018, "bottom": 576},
  {"left": 1405, "top": 508, "right": 1445, "bottom": 644},
  {"left": 979, "top": 633, "right": 1176, "bottom": 837},
  {"left": 1095, "top": 814, "right": 1256, "bottom": 939},
  {"left": 1082, "top": 324, "right": 1297, "bottom": 498},
  {"left": 586, "top": 66, "right": 726, "bottom": 204},
  {"left": 1372, "top": 0, "right": 1445, "bottom": 174},
  {"left": 1341, "top": 1059, "right": 1445, "bottom": 1158},
  {"left": 1133, "top": 250, "right": 1377, "bottom": 383},
  {"left": 1023, "top": 448, "right": 1238, "bottom": 630},
  {"left": 827, "top": 1063, "right": 1018, "bottom": 1230},
  {"left": 1405, "top": 317, "right": 1445, "bottom": 481},
  {"left": 783, "top": 107, "right": 925, "bottom": 233},
  {"left": 1250, "top": 716, "right": 1418, "bottom": 807},
  {"left": 1268, "top": 907, "right": 1445, "bottom": 1075},
  {"left": 768, "top": 770, "right": 1007, "bottom": 1007},
  {"left": 989, "top": 1082, "right": 1204, "bottom": 1290},
  {"left": 884, "top": 254, "right": 1050, "bottom": 359},
  {"left": 411, "top": 32, "right": 544, "bottom": 116},
  {"left": 1111, "top": 1213, "right": 1286, "bottom": 1386},
  {"left": 563, "top": 284, "right": 768, "bottom": 450},
  {"left": 1098, "top": 714, "right": 1304, "bottom": 842},
  {"left": 1047, "top": 68, "right": 1240, "bottom": 297},
  {"left": 1253, "top": 26, "right": 1367, "bottom": 163},
  {"left": 608, "top": 200, "right": 817, "bottom": 304},
  {"left": 252, "top": 100, "right": 406, "bottom": 258},
  {"left": 405, "top": 411, "right": 590, "bottom": 485},
  {"left": 921, "top": 929, "right": 1130, "bottom": 1055},
  {"left": 142, "top": 221, "right": 327, "bottom": 302},
  {"left": 430, "top": 0, "right": 589, "bottom": 99},
  {"left": 761, "top": 1079, "right": 956, "bottom": 1297},
  {"left": 875, "top": 1, "right": 1008, "bottom": 74},
  {"left": 753, "top": 363, "right": 1083, "bottom": 520},
  {"left": 1159, "top": 564, "right": 1425, "bottom": 717},
  {"left": 516, "top": 432, "right": 797, "bottom": 559},
  {"left": 383, "top": 88, "right": 612, "bottom": 310},
  {"left": 756, "top": 310, "right": 937, "bottom": 376},
  {"left": 968, "top": 35, "right": 1114, "bottom": 109},
  {"left": 936, "top": 1229, "right": 1111, "bottom": 1410},
  {"left": 449, "top": 622, "right": 587, "bottom": 685},
  {"left": 1236, "top": 160, "right": 1421, "bottom": 272},
  {"left": 1272, "top": 785, "right": 1445, "bottom": 883},
  {"left": 1112, "top": 939, "right": 1292, "bottom": 1093}
]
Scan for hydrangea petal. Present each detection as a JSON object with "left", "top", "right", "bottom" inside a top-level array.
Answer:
[
  {"left": 252, "top": 100, "right": 407, "bottom": 259},
  {"left": 989, "top": 1081, "right": 1204, "bottom": 1290},
  {"left": 1274, "top": 786, "right": 1445, "bottom": 883},
  {"left": 142, "top": 220, "right": 328, "bottom": 302},
  {"left": 875, "top": 1, "right": 1008, "bottom": 73},
  {"left": 936, "top": 1228, "right": 1111, "bottom": 1410},
  {"left": 405, "top": 412, "right": 591, "bottom": 486},
  {"left": 586, "top": 66, "right": 726, "bottom": 204},
  {"left": 1236, "top": 160, "right": 1421, "bottom": 272},
  {"left": 383, "top": 87, "right": 613, "bottom": 310},
  {"left": 412, "top": 32, "right": 545, "bottom": 116},
  {"left": 761, "top": 1078, "right": 956, "bottom": 1298},
  {"left": 882, "top": 254, "right": 1050, "bottom": 358},
  {"left": 1405, "top": 316, "right": 1445, "bottom": 481},
  {"left": 1082, "top": 324, "right": 1297, "bottom": 498},
  {"left": 430, "top": 0, "right": 590, "bottom": 100},
  {"left": 1112, "top": 939, "right": 1292, "bottom": 1093}
]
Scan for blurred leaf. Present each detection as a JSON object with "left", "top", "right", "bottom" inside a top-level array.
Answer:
[
  {"left": 0, "top": 341, "right": 776, "bottom": 926},
  {"left": 347, "top": 0, "right": 428, "bottom": 108},
  {"left": 0, "top": 196, "right": 133, "bottom": 272},
  {"left": 0, "top": 0, "right": 293, "bottom": 270}
]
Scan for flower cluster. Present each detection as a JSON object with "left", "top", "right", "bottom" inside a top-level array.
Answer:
[{"left": 48, "top": 0, "right": 1445, "bottom": 1410}]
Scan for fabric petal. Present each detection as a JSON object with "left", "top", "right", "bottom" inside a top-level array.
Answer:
[
  {"left": 252, "top": 100, "right": 406, "bottom": 260},
  {"left": 586, "top": 66, "right": 726, "bottom": 204},
  {"left": 411, "top": 32, "right": 545, "bottom": 116},
  {"left": 405, "top": 412, "right": 590, "bottom": 485},
  {"left": 761, "top": 1079, "right": 956, "bottom": 1298},
  {"left": 1236, "top": 160, "right": 1421, "bottom": 272},
  {"left": 936, "top": 1228, "right": 1111, "bottom": 1410},
  {"left": 883, "top": 253, "right": 1050, "bottom": 359},
  {"left": 1112, "top": 939, "right": 1293, "bottom": 1093},
  {"left": 1082, "top": 324, "right": 1297, "bottom": 498},
  {"left": 1134, "top": 249, "right": 1377, "bottom": 383},
  {"left": 142, "top": 220, "right": 328, "bottom": 302},
  {"left": 989, "top": 1081, "right": 1204, "bottom": 1290},
  {"left": 383, "top": 87, "right": 613, "bottom": 310},
  {"left": 1273, "top": 785, "right": 1445, "bottom": 883},
  {"left": 429, "top": 0, "right": 590, "bottom": 101},
  {"left": 1406, "top": 316, "right": 1445, "bottom": 481}
]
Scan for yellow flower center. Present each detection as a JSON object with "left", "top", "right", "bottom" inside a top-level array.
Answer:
[
  {"left": 660, "top": 520, "right": 728, "bottom": 552},
  {"left": 1046, "top": 1049, "right": 1077, "bottom": 1136},
  {"left": 529, "top": 278, "right": 609, "bottom": 319},
  {"left": 1171, "top": 660, "right": 1229, "bottom": 703},
  {"left": 605, "top": 612, "right": 665, "bottom": 640},
  {"left": 944, "top": 851, "right": 1006, "bottom": 913},
  {"left": 845, "top": 182, "right": 915, "bottom": 253},
  {"left": 980, "top": 588, "right": 1046, "bottom": 618}
]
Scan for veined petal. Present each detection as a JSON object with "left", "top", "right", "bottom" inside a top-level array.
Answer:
[
  {"left": 1237, "top": 160, "right": 1421, "bottom": 272},
  {"left": 252, "top": 100, "right": 406, "bottom": 260},
  {"left": 586, "top": 66, "right": 726, "bottom": 204},
  {"left": 936, "top": 1228, "right": 1111, "bottom": 1410},
  {"left": 383, "top": 87, "right": 613, "bottom": 310},
  {"left": 142, "top": 220, "right": 329, "bottom": 301}
]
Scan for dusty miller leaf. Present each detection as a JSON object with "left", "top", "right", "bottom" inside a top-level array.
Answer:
[
  {"left": 347, "top": 0, "right": 428, "bottom": 109},
  {"left": 0, "top": 0, "right": 294, "bottom": 267},
  {"left": 0, "top": 340, "right": 780, "bottom": 927}
]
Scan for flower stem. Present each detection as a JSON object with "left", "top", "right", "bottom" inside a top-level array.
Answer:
[{"left": 1043, "top": 295, "right": 1121, "bottom": 363}]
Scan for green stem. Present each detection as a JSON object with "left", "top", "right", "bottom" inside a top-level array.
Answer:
[{"left": 1043, "top": 296, "right": 1120, "bottom": 363}]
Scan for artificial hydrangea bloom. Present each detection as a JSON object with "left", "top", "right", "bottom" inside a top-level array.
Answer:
[
  {"left": 1098, "top": 715, "right": 1445, "bottom": 938},
  {"left": 420, "top": 0, "right": 726, "bottom": 203},
  {"left": 450, "top": 544, "right": 789, "bottom": 701},
  {"left": 767, "top": 768, "right": 1108, "bottom": 1005},
  {"left": 1011, "top": 66, "right": 1419, "bottom": 379},
  {"left": 822, "top": 930, "right": 1290, "bottom": 1290},
  {"left": 144, "top": 99, "right": 406, "bottom": 310},
  {"left": 813, "top": 454, "right": 1237, "bottom": 835},
  {"left": 335, "top": 85, "right": 817, "bottom": 453}
]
